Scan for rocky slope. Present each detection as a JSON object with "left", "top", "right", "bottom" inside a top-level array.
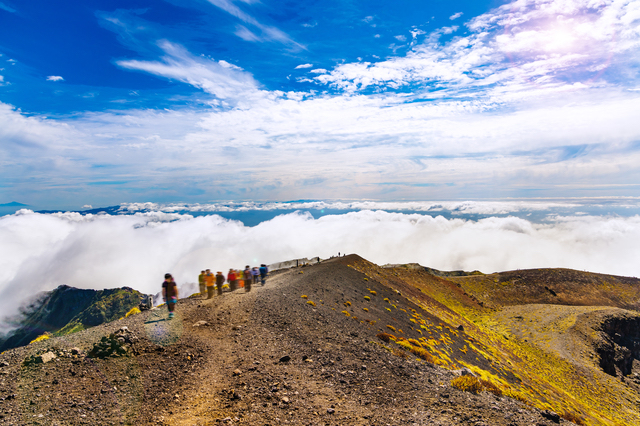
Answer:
[{"left": 0, "top": 254, "right": 638, "bottom": 425}]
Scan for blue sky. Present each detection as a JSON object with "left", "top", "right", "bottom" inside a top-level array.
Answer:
[{"left": 1, "top": 0, "right": 640, "bottom": 209}]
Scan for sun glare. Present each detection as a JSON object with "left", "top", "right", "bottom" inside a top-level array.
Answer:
[{"left": 542, "top": 27, "right": 576, "bottom": 52}]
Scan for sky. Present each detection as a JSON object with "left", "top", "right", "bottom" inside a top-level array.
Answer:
[
  {"left": 1, "top": 0, "right": 639, "bottom": 208},
  {"left": 2, "top": 1, "right": 640, "bottom": 325}
]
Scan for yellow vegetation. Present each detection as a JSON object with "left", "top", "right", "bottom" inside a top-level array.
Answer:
[
  {"left": 364, "top": 296, "right": 371, "bottom": 301},
  {"left": 29, "top": 333, "right": 51, "bottom": 344},
  {"left": 451, "top": 376, "right": 483, "bottom": 394},
  {"left": 306, "top": 300, "right": 316, "bottom": 306},
  {"left": 344, "top": 301, "right": 351, "bottom": 307},
  {"left": 363, "top": 307, "right": 369, "bottom": 312},
  {"left": 370, "top": 290, "right": 377, "bottom": 296},
  {"left": 125, "top": 307, "right": 141, "bottom": 318},
  {"left": 301, "top": 295, "right": 308, "bottom": 298}
]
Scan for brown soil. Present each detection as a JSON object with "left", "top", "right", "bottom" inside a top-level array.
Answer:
[{"left": 0, "top": 255, "right": 583, "bottom": 425}]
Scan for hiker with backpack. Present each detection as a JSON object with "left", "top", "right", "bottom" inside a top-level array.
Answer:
[
  {"left": 162, "top": 273, "right": 179, "bottom": 320},
  {"left": 216, "top": 271, "right": 225, "bottom": 295},
  {"left": 259, "top": 264, "right": 268, "bottom": 285},
  {"left": 227, "top": 269, "right": 237, "bottom": 291},
  {"left": 198, "top": 270, "right": 205, "bottom": 297},
  {"left": 204, "top": 269, "right": 215, "bottom": 299},
  {"left": 244, "top": 265, "right": 252, "bottom": 292}
]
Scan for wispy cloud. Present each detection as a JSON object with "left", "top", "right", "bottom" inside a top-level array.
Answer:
[
  {"left": 313, "top": 0, "right": 640, "bottom": 98},
  {"left": 204, "top": 0, "right": 305, "bottom": 50},
  {"left": 116, "top": 40, "right": 262, "bottom": 103},
  {"left": 449, "top": 12, "right": 463, "bottom": 20},
  {"left": 0, "top": 2, "right": 16, "bottom": 13},
  {"left": 295, "top": 63, "right": 313, "bottom": 69},
  {"left": 46, "top": 76, "right": 64, "bottom": 82}
]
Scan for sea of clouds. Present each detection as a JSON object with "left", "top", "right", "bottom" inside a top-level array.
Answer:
[{"left": 2, "top": 203, "right": 640, "bottom": 328}]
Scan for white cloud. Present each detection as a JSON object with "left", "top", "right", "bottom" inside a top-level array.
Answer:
[
  {"left": 312, "top": 0, "right": 640, "bottom": 97},
  {"left": 449, "top": 12, "right": 463, "bottom": 20},
  {"left": 117, "top": 40, "right": 263, "bottom": 103},
  {"left": 46, "top": 76, "right": 64, "bottom": 82},
  {"left": 2, "top": 210, "right": 640, "bottom": 328},
  {"left": 394, "top": 35, "right": 407, "bottom": 42},
  {"left": 295, "top": 63, "right": 313, "bottom": 69}
]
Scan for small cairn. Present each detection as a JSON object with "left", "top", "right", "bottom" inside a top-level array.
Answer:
[{"left": 88, "top": 327, "right": 138, "bottom": 359}]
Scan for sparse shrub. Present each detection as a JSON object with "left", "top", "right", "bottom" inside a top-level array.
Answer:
[
  {"left": 409, "top": 346, "right": 435, "bottom": 363},
  {"left": 341, "top": 310, "right": 350, "bottom": 316},
  {"left": 364, "top": 296, "right": 371, "bottom": 301},
  {"left": 386, "top": 308, "right": 391, "bottom": 312},
  {"left": 392, "top": 348, "right": 409, "bottom": 359},
  {"left": 502, "top": 388, "right": 528, "bottom": 403},
  {"left": 362, "top": 307, "right": 369, "bottom": 312},
  {"left": 407, "top": 338, "right": 422, "bottom": 348},
  {"left": 301, "top": 295, "right": 308, "bottom": 298},
  {"left": 376, "top": 333, "right": 395, "bottom": 343},
  {"left": 370, "top": 290, "right": 377, "bottom": 296},
  {"left": 396, "top": 339, "right": 413, "bottom": 352},
  {"left": 352, "top": 316, "right": 358, "bottom": 320},
  {"left": 364, "top": 278, "right": 368, "bottom": 281},
  {"left": 383, "top": 298, "right": 390, "bottom": 303},
  {"left": 451, "top": 376, "right": 483, "bottom": 394},
  {"left": 306, "top": 300, "right": 316, "bottom": 306},
  {"left": 479, "top": 379, "right": 502, "bottom": 396},
  {"left": 344, "top": 301, "right": 351, "bottom": 307},
  {"left": 559, "top": 411, "right": 586, "bottom": 426},
  {"left": 386, "top": 325, "right": 396, "bottom": 332}
]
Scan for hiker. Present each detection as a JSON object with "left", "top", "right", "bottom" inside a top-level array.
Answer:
[
  {"left": 259, "top": 264, "right": 268, "bottom": 285},
  {"left": 215, "top": 271, "right": 225, "bottom": 295},
  {"left": 198, "top": 270, "right": 206, "bottom": 296},
  {"left": 204, "top": 269, "right": 215, "bottom": 299},
  {"left": 252, "top": 267, "right": 259, "bottom": 284},
  {"left": 227, "top": 269, "right": 237, "bottom": 291},
  {"left": 162, "top": 273, "right": 179, "bottom": 320},
  {"left": 244, "top": 265, "right": 252, "bottom": 292}
]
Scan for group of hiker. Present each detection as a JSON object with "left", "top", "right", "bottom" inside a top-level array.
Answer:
[
  {"left": 198, "top": 264, "right": 269, "bottom": 299},
  {"left": 161, "top": 264, "right": 269, "bottom": 319}
]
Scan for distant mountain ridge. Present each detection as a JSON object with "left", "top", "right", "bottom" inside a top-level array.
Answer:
[
  {"left": 0, "top": 284, "right": 145, "bottom": 352},
  {"left": 382, "top": 262, "right": 484, "bottom": 277},
  {"left": 0, "top": 201, "right": 28, "bottom": 207}
]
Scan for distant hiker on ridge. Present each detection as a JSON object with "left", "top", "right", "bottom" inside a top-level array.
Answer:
[
  {"left": 198, "top": 270, "right": 206, "bottom": 296},
  {"left": 162, "top": 273, "right": 179, "bottom": 320},
  {"left": 215, "top": 271, "right": 225, "bottom": 296},
  {"left": 252, "top": 266, "right": 259, "bottom": 284},
  {"left": 244, "top": 265, "right": 252, "bottom": 292},
  {"left": 228, "top": 269, "right": 237, "bottom": 291},
  {"left": 259, "top": 264, "right": 268, "bottom": 286},
  {"left": 205, "top": 269, "right": 215, "bottom": 299}
]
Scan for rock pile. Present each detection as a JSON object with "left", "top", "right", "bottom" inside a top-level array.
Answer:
[{"left": 87, "top": 326, "right": 138, "bottom": 358}]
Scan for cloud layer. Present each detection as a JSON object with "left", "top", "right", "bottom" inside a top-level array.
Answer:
[{"left": 2, "top": 209, "right": 640, "bottom": 326}]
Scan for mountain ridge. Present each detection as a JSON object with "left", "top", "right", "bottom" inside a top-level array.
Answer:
[{"left": 0, "top": 254, "right": 638, "bottom": 425}]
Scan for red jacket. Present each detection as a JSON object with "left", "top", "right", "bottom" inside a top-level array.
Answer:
[{"left": 227, "top": 271, "right": 236, "bottom": 281}]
